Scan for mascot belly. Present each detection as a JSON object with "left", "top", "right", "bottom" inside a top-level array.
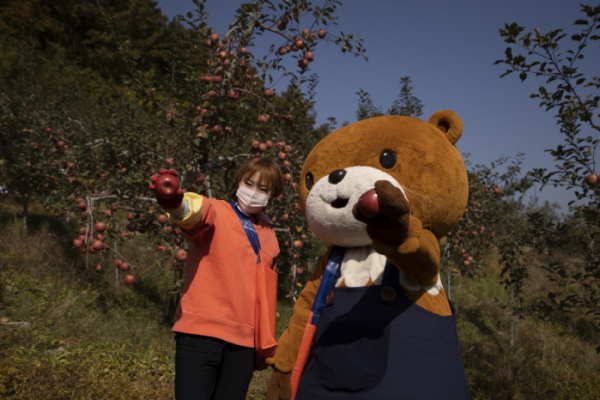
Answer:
[{"left": 267, "top": 112, "right": 470, "bottom": 400}]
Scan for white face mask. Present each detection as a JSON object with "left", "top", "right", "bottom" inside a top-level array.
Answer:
[{"left": 236, "top": 184, "right": 270, "bottom": 214}]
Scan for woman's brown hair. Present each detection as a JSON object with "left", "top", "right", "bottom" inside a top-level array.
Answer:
[{"left": 235, "top": 157, "right": 285, "bottom": 198}]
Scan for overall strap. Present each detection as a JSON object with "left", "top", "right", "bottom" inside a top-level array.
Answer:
[
  {"left": 381, "top": 259, "right": 401, "bottom": 286},
  {"left": 229, "top": 202, "right": 261, "bottom": 264},
  {"left": 310, "top": 246, "right": 346, "bottom": 325}
]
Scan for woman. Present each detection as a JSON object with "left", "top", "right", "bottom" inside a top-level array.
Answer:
[{"left": 152, "top": 157, "right": 284, "bottom": 400}]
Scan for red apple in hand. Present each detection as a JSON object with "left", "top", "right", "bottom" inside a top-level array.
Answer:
[
  {"left": 150, "top": 169, "right": 184, "bottom": 210},
  {"left": 357, "top": 188, "right": 381, "bottom": 218},
  {"left": 154, "top": 173, "right": 180, "bottom": 199}
]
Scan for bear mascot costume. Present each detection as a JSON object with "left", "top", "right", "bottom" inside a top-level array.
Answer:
[{"left": 266, "top": 111, "right": 470, "bottom": 400}]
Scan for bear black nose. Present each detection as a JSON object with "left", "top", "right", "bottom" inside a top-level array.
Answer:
[{"left": 328, "top": 169, "right": 346, "bottom": 184}]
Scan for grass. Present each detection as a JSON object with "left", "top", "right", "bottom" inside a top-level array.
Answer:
[{"left": 0, "top": 199, "right": 599, "bottom": 399}]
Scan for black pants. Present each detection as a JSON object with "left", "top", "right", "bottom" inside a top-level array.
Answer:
[{"left": 175, "top": 333, "right": 255, "bottom": 400}]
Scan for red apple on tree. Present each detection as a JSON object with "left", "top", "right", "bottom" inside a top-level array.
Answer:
[
  {"left": 124, "top": 275, "right": 136, "bottom": 285},
  {"left": 293, "top": 240, "right": 303, "bottom": 249},
  {"left": 585, "top": 174, "right": 598, "bottom": 185},
  {"left": 94, "top": 222, "right": 106, "bottom": 232},
  {"left": 298, "top": 58, "right": 309, "bottom": 68},
  {"left": 95, "top": 264, "right": 103, "bottom": 273},
  {"left": 357, "top": 188, "right": 381, "bottom": 218},
  {"left": 73, "top": 239, "right": 83, "bottom": 248},
  {"left": 120, "top": 262, "right": 130, "bottom": 271},
  {"left": 258, "top": 115, "right": 268, "bottom": 124},
  {"left": 157, "top": 214, "right": 168, "bottom": 224},
  {"left": 175, "top": 249, "right": 188, "bottom": 261},
  {"left": 318, "top": 29, "right": 326, "bottom": 38}
]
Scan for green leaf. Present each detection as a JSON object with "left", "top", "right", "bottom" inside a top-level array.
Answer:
[{"left": 519, "top": 72, "right": 527, "bottom": 82}]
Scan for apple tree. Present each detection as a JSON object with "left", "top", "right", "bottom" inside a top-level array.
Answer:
[
  {"left": 92, "top": 0, "right": 367, "bottom": 297},
  {"left": 495, "top": 4, "right": 600, "bottom": 349}
]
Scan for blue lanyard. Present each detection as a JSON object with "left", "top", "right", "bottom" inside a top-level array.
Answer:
[
  {"left": 310, "top": 246, "right": 345, "bottom": 325},
  {"left": 229, "top": 202, "right": 262, "bottom": 264}
]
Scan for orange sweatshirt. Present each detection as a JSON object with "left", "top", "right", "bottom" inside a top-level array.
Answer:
[{"left": 168, "top": 193, "right": 280, "bottom": 348}]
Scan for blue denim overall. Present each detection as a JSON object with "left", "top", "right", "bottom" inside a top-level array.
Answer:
[{"left": 295, "top": 250, "right": 469, "bottom": 399}]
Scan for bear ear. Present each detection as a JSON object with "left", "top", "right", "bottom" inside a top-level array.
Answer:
[{"left": 428, "top": 110, "right": 463, "bottom": 145}]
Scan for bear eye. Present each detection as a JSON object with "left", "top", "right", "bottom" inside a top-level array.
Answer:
[
  {"left": 305, "top": 173, "right": 314, "bottom": 190},
  {"left": 379, "top": 150, "right": 396, "bottom": 169}
]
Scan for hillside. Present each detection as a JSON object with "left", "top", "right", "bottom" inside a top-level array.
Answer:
[{"left": 1, "top": 200, "right": 599, "bottom": 399}]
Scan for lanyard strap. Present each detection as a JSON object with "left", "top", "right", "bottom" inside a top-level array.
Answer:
[
  {"left": 310, "top": 246, "right": 345, "bottom": 325},
  {"left": 230, "top": 202, "right": 261, "bottom": 264}
]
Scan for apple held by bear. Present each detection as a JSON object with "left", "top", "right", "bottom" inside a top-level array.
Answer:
[{"left": 357, "top": 188, "right": 381, "bottom": 218}]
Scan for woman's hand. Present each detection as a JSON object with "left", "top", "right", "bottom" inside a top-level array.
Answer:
[{"left": 150, "top": 168, "right": 184, "bottom": 211}]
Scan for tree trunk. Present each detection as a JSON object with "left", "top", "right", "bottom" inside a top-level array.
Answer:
[{"left": 22, "top": 197, "right": 28, "bottom": 235}]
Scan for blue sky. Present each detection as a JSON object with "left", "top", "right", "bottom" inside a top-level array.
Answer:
[{"left": 155, "top": 0, "right": 600, "bottom": 213}]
